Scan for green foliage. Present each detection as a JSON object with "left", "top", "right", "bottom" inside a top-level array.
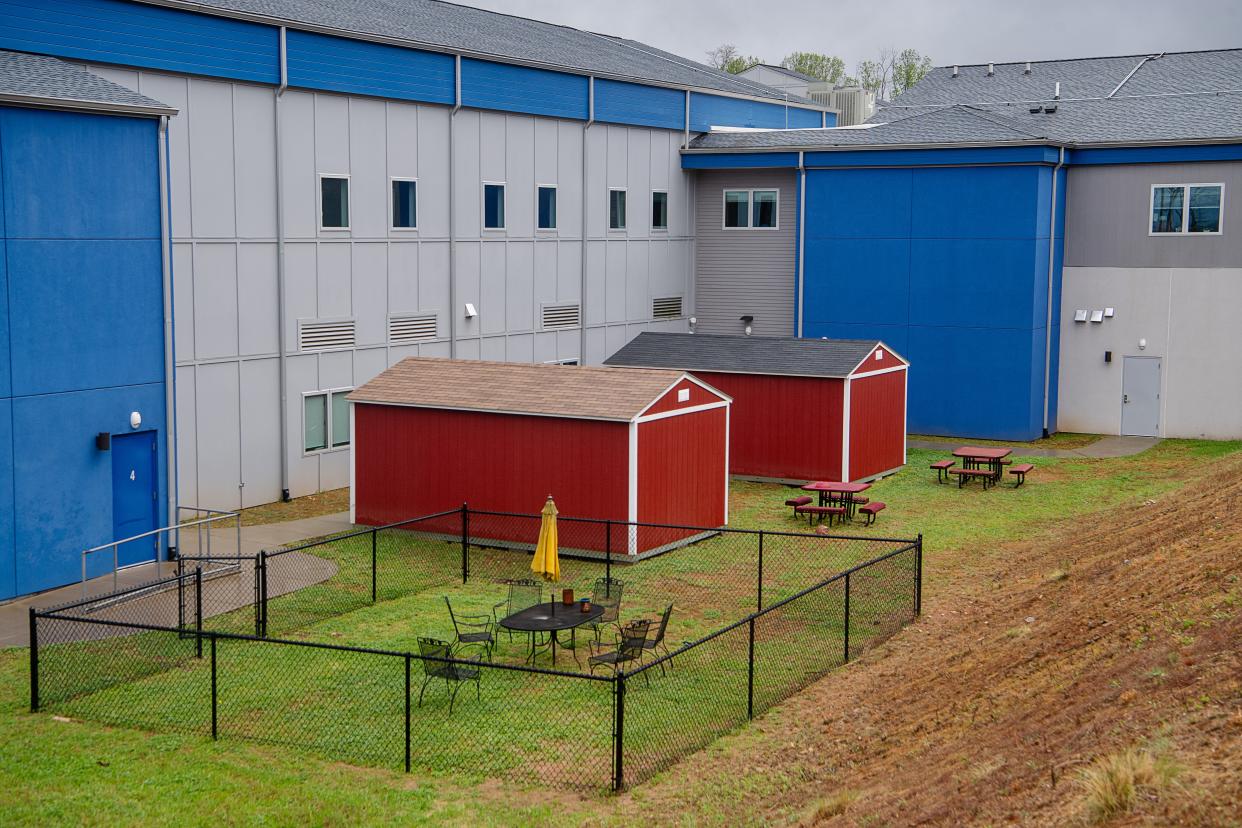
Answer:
[
  {"left": 891, "top": 48, "right": 934, "bottom": 97},
  {"left": 780, "top": 52, "right": 845, "bottom": 84},
  {"left": 706, "top": 44, "right": 763, "bottom": 75}
]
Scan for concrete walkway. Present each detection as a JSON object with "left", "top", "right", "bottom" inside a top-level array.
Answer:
[
  {"left": 0, "top": 511, "right": 355, "bottom": 648},
  {"left": 908, "top": 435, "right": 1160, "bottom": 459}
]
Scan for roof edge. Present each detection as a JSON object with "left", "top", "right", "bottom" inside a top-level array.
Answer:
[{"left": 0, "top": 91, "right": 178, "bottom": 117}]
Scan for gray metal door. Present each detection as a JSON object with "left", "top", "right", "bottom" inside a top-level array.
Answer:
[{"left": 1121, "top": 357, "right": 1161, "bottom": 437}]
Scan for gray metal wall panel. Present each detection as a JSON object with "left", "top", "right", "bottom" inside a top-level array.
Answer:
[
  {"left": 282, "top": 242, "right": 317, "bottom": 349},
  {"left": 505, "top": 117, "right": 536, "bottom": 236},
  {"left": 419, "top": 242, "right": 451, "bottom": 335},
  {"left": 280, "top": 92, "right": 317, "bottom": 237},
  {"left": 480, "top": 241, "right": 507, "bottom": 335},
  {"left": 192, "top": 243, "right": 239, "bottom": 359},
  {"left": 454, "top": 110, "right": 481, "bottom": 236},
  {"left": 233, "top": 84, "right": 277, "bottom": 238},
  {"left": 237, "top": 243, "right": 278, "bottom": 356},
  {"left": 134, "top": 71, "right": 192, "bottom": 237},
  {"left": 352, "top": 242, "right": 388, "bottom": 346},
  {"left": 693, "top": 169, "right": 797, "bottom": 337},
  {"left": 418, "top": 107, "right": 451, "bottom": 239},
  {"left": 194, "top": 361, "right": 242, "bottom": 510},
  {"left": 506, "top": 242, "right": 534, "bottom": 331},
  {"left": 388, "top": 241, "right": 419, "bottom": 313},
  {"left": 316, "top": 242, "right": 352, "bottom": 320},
  {"left": 174, "top": 364, "right": 198, "bottom": 506},
  {"left": 556, "top": 122, "right": 583, "bottom": 237},
  {"left": 239, "top": 358, "right": 281, "bottom": 507},
  {"left": 187, "top": 79, "right": 238, "bottom": 239},
  {"left": 172, "top": 242, "right": 195, "bottom": 357},
  {"left": 1065, "top": 162, "right": 1242, "bottom": 268},
  {"left": 348, "top": 97, "right": 389, "bottom": 238},
  {"left": 314, "top": 94, "right": 350, "bottom": 180}
]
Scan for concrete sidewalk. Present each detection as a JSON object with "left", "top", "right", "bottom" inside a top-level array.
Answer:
[
  {"left": 0, "top": 511, "right": 355, "bottom": 648},
  {"left": 908, "top": 435, "right": 1160, "bottom": 459}
]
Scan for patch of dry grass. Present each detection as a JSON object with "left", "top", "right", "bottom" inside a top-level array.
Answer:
[{"left": 1077, "top": 746, "right": 1180, "bottom": 822}]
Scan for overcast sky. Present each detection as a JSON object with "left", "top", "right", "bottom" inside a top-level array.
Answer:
[{"left": 455, "top": 0, "right": 1241, "bottom": 71}]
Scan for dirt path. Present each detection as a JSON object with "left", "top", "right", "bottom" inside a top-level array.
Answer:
[{"left": 600, "top": 456, "right": 1242, "bottom": 826}]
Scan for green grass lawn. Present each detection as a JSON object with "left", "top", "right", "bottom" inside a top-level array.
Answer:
[{"left": 3, "top": 438, "right": 1239, "bottom": 824}]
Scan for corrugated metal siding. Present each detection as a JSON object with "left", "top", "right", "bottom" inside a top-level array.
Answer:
[
  {"left": 848, "top": 370, "right": 906, "bottom": 480},
  {"left": 693, "top": 370, "right": 843, "bottom": 480},
  {"left": 637, "top": 405, "right": 727, "bottom": 543},
  {"left": 693, "top": 169, "right": 797, "bottom": 337},
  {"left": 285, "top": 29, "right": 455, "bottom": 104},
  {"left": 461, "top": 58, "right": 589, "bottom": 121},
  {"left": 0, "top": 0, "right": 279, "bottom": 84},
  {"left": 595, "top": 78, "right": 685, "bottom": 131}
]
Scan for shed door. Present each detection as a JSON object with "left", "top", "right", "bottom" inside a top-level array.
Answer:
[
  {"left": 111, "top": 431, "right": 160, "bottom": 568},
  {"left": 1121, "top": 357, "right": 1160, "bottom": 437}
]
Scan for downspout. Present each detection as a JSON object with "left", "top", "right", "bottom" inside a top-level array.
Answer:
[
  {"left": 275, "top": 26, "right": 291, "bottom": 500},
  {"left": 449, "top": 55, "right": 461, "bottom": 358},
  {"left": 157, "top": 115, "right": 178, "bottom": 554},
  {"left": 579, "top": 76, "right": 594, "bottom": 363},
  {"left": 797, "top": 150, "right": 806, "bottom": 337},
  {"left": 1041, "top": 146, "right": 1066, "bottom": 437}
]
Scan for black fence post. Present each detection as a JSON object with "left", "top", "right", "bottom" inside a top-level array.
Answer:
[
  {"left": 177, "top": 556, "right": 185, "bottom": 631},
  {"left": 613, "top": 673, "right": 626, "bottom": 792},
  {"left": 371, "top": 529, "right": 378, "bottom": 603},
  {"left": 195, "top": 566, "right": 203, "bottom": 659},
  {"left": 605, "top": 519, "right": 612, "bottom": 588},
  {"left": 746, "top": 616, "right": 755, "bottom": 720},
  {"left": 404, "top": 654, "right": 412, "bottom": 773},
  {"left": 843, "top": 571, "right": 851, "bottom": 663},
  {"left": 28, "top": 608, "right": 38, "bottom": 713},
  {"left": 915, "top": 534, "right": 923, "bottom": 616},
  {"left": 210, "top": 635, "right": 218, "bottom": 740},
  {"left": 259, "top": 551, "right": 268, "bottom": 638},
  {"left": 756, "top": 531, "right": 765, "bottom": 612},
  {"left": 460, "top": 503, "right": 469, "bottom": 585}
]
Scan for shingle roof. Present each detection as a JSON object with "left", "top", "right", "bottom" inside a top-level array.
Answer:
[
  {"left": 604, "top": 333, "right": 899, "bottom": 379},
  {"left": 0, "top": 49, "right": 174, "bottom": 114},
  {"left": 164, "top": 0, "right": 816, "bottom": 103},
  {"left": 348, "top": 357, "right": 692, "bottom": 421}
]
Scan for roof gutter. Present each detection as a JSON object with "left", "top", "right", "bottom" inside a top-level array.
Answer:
[
  {"left": 1041, "top": 146, "right": 1066, "bottom": 437},
  {"left": 681, "top": 138, "right": 1068, "bottom": 154},
  {"left": 274, "top": 25, "right": 290, "bottom": 501},
  {"left": 0, "top": 94, "right": 177, "bottom": 117}
]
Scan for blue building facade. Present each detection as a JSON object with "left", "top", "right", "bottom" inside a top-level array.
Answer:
[{"left": 0, "top": 104, "right": 170, "bottom": 599}]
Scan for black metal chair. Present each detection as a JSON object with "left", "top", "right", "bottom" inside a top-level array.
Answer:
[
  {"left": 492, "top": 579, "right": 542, "bottom": 642},
  {"left": 416, "top": 637, "right": 481, "bottom": 714},
  {"left": 586, "top": 577, "right": 624, "bottom": 644},
  {"left": 638, "top": 604, "right": 675, "bottom": 674},
  {"left": 587, "top": 619, "right": 651, "bottom": 684},
  {"left": 443, "top": 596, "right": 495, "bottom": 661}
]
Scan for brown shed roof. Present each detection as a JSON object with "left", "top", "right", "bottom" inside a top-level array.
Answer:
[{"left": 348, "top": 357, "right": 697, "bottom": 421}]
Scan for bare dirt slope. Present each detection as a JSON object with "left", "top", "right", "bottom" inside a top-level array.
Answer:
[{"left": 607, "top": 457, "right": 1242, "bottom": 826}]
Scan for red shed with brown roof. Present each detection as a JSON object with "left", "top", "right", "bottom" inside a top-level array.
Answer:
[{"left": 348, "top": 358, "right": 731, "bottom": 555}]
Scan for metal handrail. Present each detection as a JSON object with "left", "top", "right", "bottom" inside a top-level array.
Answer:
[{"left": 80, "top": 506, "right": 241, "bottom": 598}]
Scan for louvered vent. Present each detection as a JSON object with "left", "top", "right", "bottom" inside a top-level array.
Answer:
[
  {"left": 652, "top": 296, "right": 683, "bottom": 320},
  {"left": 541, "top": 303, "right": 580, "bottom": 330},
  {"left": 388, "top": 314, "right": 438, "bottom": 344},
  {"left": 299, "top": 319, "right": 356, "bottom": 351}
]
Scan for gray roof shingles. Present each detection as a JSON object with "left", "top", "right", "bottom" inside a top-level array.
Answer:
[
  {"left": 171, "top": 0, "right": 817, "bottom": 104},
  {"left": 604, "top": 332, "right": 895, "bottom": 379},
  {"left": 0, "top": 49, "right": 173, "bottom": 112}
]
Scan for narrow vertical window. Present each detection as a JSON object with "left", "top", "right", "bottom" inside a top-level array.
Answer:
[
  {"left": 752, "top": 190, "right": 778, "bottom": 228},
  {"left": 724, "top": 190, "right": 749, "bottom": 228},
  {"left": 303, "top": 394, "right": 327, "bottom": 452},
  {"left": 392, "top": 179, "right": 417, "bottom": 229},
  {"left": 652, "top": 191, "right": 668, "bottom": 230},
  {"left": 330, "top": 391, "right": 351, "bottom": 447},
  {"left": 483, "top": 183, "right": 506, "bottom": 229},
  {"left": 320, "top": 176, "right": 349, "bottom": 229},
  {"left": 537, "top": 186, "right": 557, "bottom": 230},
  {"left": 609, "top": 189, "right": 627, "bottom": 230}
]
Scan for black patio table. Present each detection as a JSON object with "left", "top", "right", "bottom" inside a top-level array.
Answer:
[{"left": 499, "top": 600, "right": 605, "bottom": 667}]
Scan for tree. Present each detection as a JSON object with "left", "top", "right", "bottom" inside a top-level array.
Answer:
[
  {"left": 780, "top": 52, "right": 846, "bottom": 84},
  {"left": 706, "top": 44, "right": 763, "bottom": 75},
  {"left": 891, "top": 48, "right": 933, "bottom": 97}
]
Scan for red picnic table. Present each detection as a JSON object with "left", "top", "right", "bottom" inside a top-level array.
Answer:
[
  {"left": 952, "top": 446, "right": 1012, "bottom": 484},
  {"left": 800, "top": 480, "right": 872, "bottom": 521}
]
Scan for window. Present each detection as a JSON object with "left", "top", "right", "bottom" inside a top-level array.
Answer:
[
  {"left": 484, "top": 183, "right": 506, "bottom": 229},
  {"left": 752, "top": 190, "right": 778, "bottom": 228},
  {"left": 391, "top": 179, "right": 417, "bottom": 229},
  {"left": 304, "top": 389, "right": 351, "bottom": 453},
  {"left": 724, "top": 190, "right": 749, "bottom": 228},
  {"left": 652, "top": 191, "right": 668, "bottom": 230},
  {"left": 1151, "top": 183, "right": 1223, "bottom": 235},
  {"left": 609, "top": 189, "right": 627, "bottom": 230},
  {"left": 537, "top": 185, "right": 557, "bottom": 230},
  {"left": 320, "top": 176, "right": 349, "bottom": 229}
]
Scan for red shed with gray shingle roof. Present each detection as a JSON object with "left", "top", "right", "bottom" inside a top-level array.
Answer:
[{"left": 348, "top": 358, "right": 731, "bottom": 555}]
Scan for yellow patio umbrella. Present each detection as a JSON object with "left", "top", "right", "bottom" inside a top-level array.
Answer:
[{"left": 530, "top": 495, "right": 561, "bottom": 582}]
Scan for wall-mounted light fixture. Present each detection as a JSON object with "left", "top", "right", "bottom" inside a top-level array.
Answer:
[
  {"left": 739, "top": 315, "right": 754, "bottom": 336},
  {"left": 688, "top": 316, "right": 697, "bottom": 333},
  {"left": 1073, "top": 309, "right": 1088, "bottom": 323},
  {"left": 1138, "top": 338, "right": 1147, "bottom": 351},
  {"left": 130, "top": 411, "right": 142, "bottom": 430}
]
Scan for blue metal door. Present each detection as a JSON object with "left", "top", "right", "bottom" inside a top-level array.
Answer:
[{"left": 111, "top": 431, "right": 159, "bottom": 568}]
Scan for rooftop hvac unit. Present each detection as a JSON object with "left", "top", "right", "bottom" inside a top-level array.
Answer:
[{"left": 823, "top": 86, "right": 876, "bottom": 127}]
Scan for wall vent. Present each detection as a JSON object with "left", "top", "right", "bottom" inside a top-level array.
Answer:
[
  {"left": 652, "top": 296, "right": 683, "bottom": 320},
  {"left": 298, "top": 319, "right": 356, "bottom": 351},
  {"left": 388, "top": 313, "right": 438, "bottom": 344},
  {"left": 541, "top": 303, "right": 581, "bottom": 330}
]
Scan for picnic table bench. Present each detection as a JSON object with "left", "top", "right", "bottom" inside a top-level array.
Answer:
[
  {"left": 794, "top": 503, "right": 847, "bottom": 526},
  {"left": 948, "top": 467, "right": 995, "bottom": 489}
]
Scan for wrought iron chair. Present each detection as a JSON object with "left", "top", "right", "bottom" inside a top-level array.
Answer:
[
  {"left": 416, "top": 637, "right": 481, "bottom": 714},
  {"left": 587, "top": 619, "right": 651, "bottom": 685},
  {"left": 586, "top": 577, "right": 625, "bottom": 644},
  {"left": 638, "top": 604, "right": 675, "bottom": 674},
  {"left": 492, "top": 578, "right": 543, "bottom": 642},
  {"left": 443, "top": 596, "right": 495, "bottom": 661}
]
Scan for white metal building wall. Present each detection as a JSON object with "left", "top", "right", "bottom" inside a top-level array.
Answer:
[{"left": 86, "top": 64, "right": 694, "bottom": 510}]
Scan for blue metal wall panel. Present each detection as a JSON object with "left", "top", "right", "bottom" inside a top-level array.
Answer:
[
  {"left": 910, "top": 165, "right": 1046, "bottom": 240},
  {"left": 0, "top": 399, "right": 11, "bottom": 599},
  {"left": 1069, "top": 143, "right": 1242, "bottom": 166},
  {"left": 285, "top": 29, "right": 455, "bottom": 105},
  {"left": 908, "top": 237, "right": 1045, "bottom": 329},
  {"left": 788, "top": 107, "right": 824, "bottom": 129},
  {"left": 0, "top": 0, "right": 278, "bottom": 84},
  {"left": 1046, "top": 166, "right": 1067, "bottom": 431},
  {"left": 690, "top": 92, "right": 804, "bottom": 131},
  {"left": 806, "top": 145, "right": 1059, "bottom": 168},
  {"left": 805, "top": 166, "right": 912, "bottom": 237},
  {"left": 804, "top": 238, "right": 910, "bottom": 326},
  {"left": 594, "top": 78, "right": 684, "bottom": 130},
  {"left": 681, "top": 152, "right": 800, "bottom": 169},
  {"left": 461, "top": 58, "right": 589, "bottom": 121},
  {"left": 825, "top": 111, "right": 837, "bottom": 127}
]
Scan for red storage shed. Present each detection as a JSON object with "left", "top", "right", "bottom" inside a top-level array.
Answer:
[
  {"left": 605, "top": 333, "right": 908, "bottom": 482},
  {"left": 348, "top": 358, "right": 731, "bottom": 555}
]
